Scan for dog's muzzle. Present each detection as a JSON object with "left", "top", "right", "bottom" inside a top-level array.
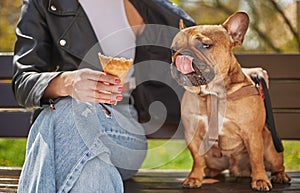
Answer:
[{"left": 171, "top": 49, "right": 215, "bottom": 86}]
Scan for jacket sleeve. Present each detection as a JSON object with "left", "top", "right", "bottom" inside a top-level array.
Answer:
[{"left": 12, "top": 0, "right": 62, "bottom": 109}]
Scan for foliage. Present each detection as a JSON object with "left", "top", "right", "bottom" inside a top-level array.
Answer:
[
  {"left": 0, "top": 0, "right": 299, "bottom": 53},
  {"left": 0, "top": 0, "right": 22, "bottom": 52},
  {"left": 283, "top": 140, "right": 300, "bottom": 170},
  {"left": 172, "top": 0, "right": 300, "bottom": 53}
]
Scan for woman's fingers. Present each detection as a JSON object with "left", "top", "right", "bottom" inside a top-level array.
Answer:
[
  {"left": 85, "top": 68, "right": 121, "bottom": 85},
  {"left": 257, "top": 69, "right": 269, "bottom": 88},
  {"left": 95, "top": 81, "right": 124, "bottom": 94},
  {"left": 242, "top": 67, "right": 269, "bottom": 88},
  {"left": 91, "top": 90, "right": 123, "bottom": 104},
  {"left": 70, "top": 68, "right": 124, "bottom": 104}
]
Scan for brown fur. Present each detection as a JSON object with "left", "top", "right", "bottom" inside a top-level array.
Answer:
[{"left": 171, "top": 12, "right": 290, "bottom": 191}]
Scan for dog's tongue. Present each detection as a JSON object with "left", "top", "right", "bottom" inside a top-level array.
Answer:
[{"left": 175, "top": 55, "right": 195, "bottom": 74}]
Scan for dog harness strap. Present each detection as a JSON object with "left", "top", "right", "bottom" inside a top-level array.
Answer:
[
  {"left": 198, "top": 85, "right": 260, "bottom": 153},
  {"left": 200, "top": 93, "right": 219, "bottom": 154},
  {"left": 226, "top": 85, "right": 260, "bottom": 100}
]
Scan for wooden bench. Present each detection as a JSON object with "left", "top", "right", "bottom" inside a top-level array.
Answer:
[{"left": 0, "top": 53, "right": 299, "bottom": 192}]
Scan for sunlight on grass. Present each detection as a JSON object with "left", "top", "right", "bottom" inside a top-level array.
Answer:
[
  {"left": 141, "top": 139, "right": 193, "bottom": 169},
  {"left": 283, "top": 141, "right": 300, "bottom": 170},
  {"left": 141, "top": 140, "right": 300, "bottom": 170},
  {"left": 0, "top": 138, "right": 299, "bottom": 171},
  {"left": 0, "top": 138, "right": 26, "bottom": 166}
]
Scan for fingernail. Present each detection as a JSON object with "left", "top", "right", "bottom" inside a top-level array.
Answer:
[
  {"left": 116, "top": 96, "right": 123, "bottom": 101},
  {"left": 115, "top": 79, "right": 121, "bottom": 84},
  {"left": 118, "top": 87, "right": 124, "bottom": 92}
]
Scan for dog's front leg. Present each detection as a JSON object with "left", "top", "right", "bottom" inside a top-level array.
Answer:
[
  {"left": 183, "top": 122, "right": 206, "bottom": 188},
  {"left": 181, "top": 92, "right": 207, "bottom": 188},
  {"left": 244, "top": 132, "right": 272, "bottom": 191}
]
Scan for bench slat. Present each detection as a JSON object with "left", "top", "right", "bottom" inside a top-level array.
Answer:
[
  {"left": 2, "top": 81, "right": 300, "bottom": 108},
  {"left": 0, "top": 169, "right": 299, "bottom": 193},
  {"left": 237, "top": 54, "right": 300, "bottom": 79},
  {"left": 1, "top": 54, "right": 300, "bottom": 79},
  {"left": 145, "top": 122, "right": 184, "bottom": 139},
  {"left": 1, "top": 80, "right": 300, "bottom": 110},
  {"left": 0, "top": 112, "right": 31, "bottom": 137},
  {"left": 125, "top": 170, "right": 300, "bottom": 193},
  {"left": 0, "top": 83, "right": 19, "bottom": 107},
  {"left": 270, "top": 80, "right": 300, "bottom": 108},
  {"left": 0, "top": 112, "right": 300, "bottom": 140},
  {"left": 275, "top": 112, "right": 300, "bottom": 140},
  {"left": 0, "top": 54, "right": 13, "bottom": 79},
  {"left": 0, "top": 111, "right": 299, "bottom": 139},
  {"left": 147, "top": 112, "right": 300, "bottom": 140}
]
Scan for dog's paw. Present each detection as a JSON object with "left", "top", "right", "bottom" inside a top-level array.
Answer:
[
  {"left": 271, "top": 172, "right": 291, "bottom": 184},
  {"left": 251, "top": 179, "right": 272, "bottom": 191},
  {"left": 183, "top": 177, "right": 202, "bottom": 188}
]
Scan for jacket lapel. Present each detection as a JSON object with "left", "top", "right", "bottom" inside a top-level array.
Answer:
[{"left": 49, "top": 0, "right": 102, "bottom": 68}]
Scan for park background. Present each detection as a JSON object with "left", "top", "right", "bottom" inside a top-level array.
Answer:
[{"left": 0, "top": 0, "right": 299, "bottom": 170}]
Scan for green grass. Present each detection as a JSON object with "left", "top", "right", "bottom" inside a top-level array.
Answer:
[
  {"left": 0, "top": 139, "right": 299, "bottom": 171},
  {"left": 282, "top": 141, "right": 300, "bottom": 170},
  {"left": 141, "top": 140, "right": 300, "bottom": 170},
  {"left": 141, "top": 139, "right": 193, "bottom": 169},
  {"left": 0, "top": 138, "right": 27, "bottom": 166}
]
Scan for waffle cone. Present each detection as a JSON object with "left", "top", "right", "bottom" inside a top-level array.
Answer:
[{"left": 98, "top": 53, "right": 133, "bottom": 84}]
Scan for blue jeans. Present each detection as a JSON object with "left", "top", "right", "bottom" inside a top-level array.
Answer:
[{"left": 18, "top": 97, "right": 147, "bottom": 193}]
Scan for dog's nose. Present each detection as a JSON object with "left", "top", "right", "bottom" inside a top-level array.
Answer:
[
  {"left": 170, "top": 48, "right": 177, "bottom": 56},
  {"left": 179, "top": 49, "right": 195, "bottom": 58}
]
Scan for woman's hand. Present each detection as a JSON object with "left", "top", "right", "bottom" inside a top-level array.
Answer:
[
  {"left": 44, "top": 68, "right": 124, "bottom": 104},
  {"left": 242, "top": 67, "right": 269, "bottom": 88}
]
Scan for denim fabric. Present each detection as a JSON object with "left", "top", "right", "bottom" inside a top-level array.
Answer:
[
  {"left": 18, "top": 97, "right": 147, "bottom": 193},
  {"left": 69, "top": 156, "right": 123, "bottom": 193}
]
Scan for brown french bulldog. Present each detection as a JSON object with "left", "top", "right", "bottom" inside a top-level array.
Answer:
[{"left": 170, "top": 12, "right": 291, "bottom": 191}]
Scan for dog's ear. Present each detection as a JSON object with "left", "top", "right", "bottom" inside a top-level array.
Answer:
[
  {"left": 179, "top": 19, "right": 186, "bottom": 30},
  {"left": 222, "top": 12, "right": 249, "bottom": 46}
]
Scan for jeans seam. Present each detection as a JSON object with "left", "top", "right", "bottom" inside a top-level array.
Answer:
[{"left": 58, "top": 151, "right": 93, "bottom": 193}]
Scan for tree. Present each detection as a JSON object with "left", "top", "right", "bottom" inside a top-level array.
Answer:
[
  {"left": 0, "top": 0, "right": 299, "bottom": 53},
  {"left": 175, "top": 0, "right": 299, "bottom": 53}
]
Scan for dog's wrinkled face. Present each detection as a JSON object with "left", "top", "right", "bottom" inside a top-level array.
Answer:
[
  {"left": 171, "top": 12, "right": 249, "bottom": 88},
  {"left": 170, "top": 28, "right": 217, "bottom": 87}
]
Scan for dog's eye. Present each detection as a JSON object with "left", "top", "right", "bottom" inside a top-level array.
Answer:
[
  {"left": 202, "top": 44, "right": 212, "bottom": 49},
  {"left": 195, "top": 41, "right": 213, "bottom": 50},
  {"left": 199, "top": 43, "right": 212, "bottom": 50}
]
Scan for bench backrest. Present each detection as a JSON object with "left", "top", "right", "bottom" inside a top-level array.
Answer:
[
  {"left": 0, "top": 53, "right": 32, "bottom": 137},
  {"left": 0, "top": 53, "right": 299, "bottom": 139}
]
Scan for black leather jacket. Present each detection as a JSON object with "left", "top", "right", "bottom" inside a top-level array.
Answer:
[{"left": 12, "top": 0, "right": 195, "bottom": 121}]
